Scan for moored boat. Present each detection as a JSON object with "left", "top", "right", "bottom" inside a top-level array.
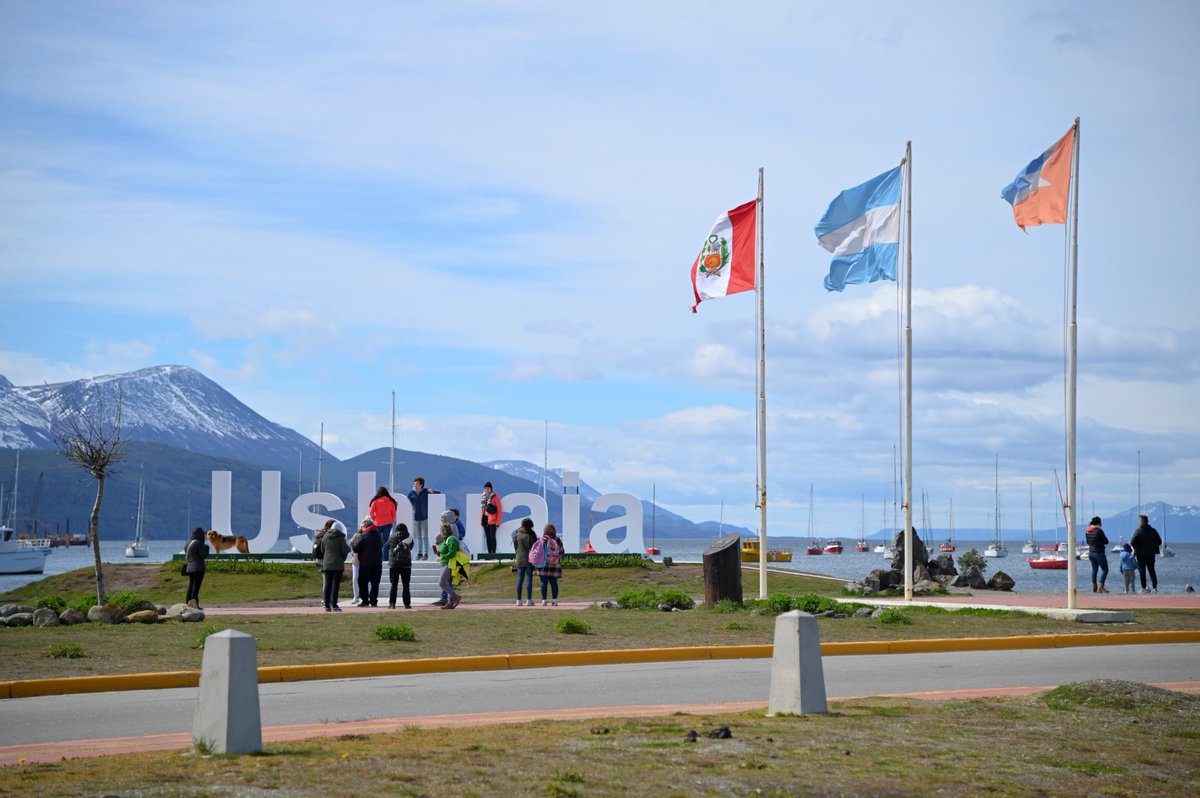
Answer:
[
  {"left": 0, "top": 525, "right": 52, "bottom": 574},
  {"left": 740, "top": 538, "right": 792, "bottom": 562},
  {"left": 1028, "top": 552, "right": 1068, "bottom": 570},
  {"left": 823, "top": 539, "right": 843, "bottom": 554}
]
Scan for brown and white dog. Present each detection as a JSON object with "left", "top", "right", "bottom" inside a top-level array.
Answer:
[{"left": 206, "top": 529, "right": 250, "bottom": 555}]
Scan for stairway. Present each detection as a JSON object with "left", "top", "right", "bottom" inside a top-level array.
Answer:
[{"left": 382, "top": 560, "right": 445, "bottom": 600}]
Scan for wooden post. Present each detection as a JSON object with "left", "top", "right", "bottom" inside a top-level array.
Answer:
[{"left": 703, "top": 534, "right": 743, "bottom": 607}]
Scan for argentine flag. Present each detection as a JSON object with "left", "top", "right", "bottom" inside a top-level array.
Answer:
[{"left": 815, "top": 166, "right": 901, "bottom": 292}]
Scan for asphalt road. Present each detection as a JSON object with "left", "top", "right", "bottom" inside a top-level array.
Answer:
[{"left": 3, "top": 643, "right": 1197, "bottom": 748}]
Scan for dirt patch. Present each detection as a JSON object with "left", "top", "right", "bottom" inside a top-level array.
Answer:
[{"left": 1037, "top": 679, "right": 1200, "bottom": 713}]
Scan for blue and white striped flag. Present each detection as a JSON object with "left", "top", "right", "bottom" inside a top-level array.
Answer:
[{"left": 814, "top": 166, "right": 901, "bottom": 292}]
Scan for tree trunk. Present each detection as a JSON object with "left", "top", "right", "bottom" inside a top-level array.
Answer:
[
  {"left": 90, "top": 475, "right": 107, "bottom": 605},
  {"left": 703, "top": 534, "right": 743, "bottom": 607}
]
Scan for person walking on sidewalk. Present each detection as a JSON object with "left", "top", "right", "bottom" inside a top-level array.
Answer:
[
  {"left": 1084, "top": 516, "right": 1110, "bottom": 593},
  {"left": 536, "top": 523, "right": 564, "bottom": 606},
  {"left": 1130, "top": 514, "right": 1163, "bottom": 593},
  {"left": 512, "top": 517, "right": 538, "bottom": 606},
  {"left": 1119, "top": 543, "right": 1138, "bottom": 594},
  {"left": 435, "top": 522, "right": 462, "bottom": 609},
  {"left": 386, "top": 522, "right": 414, "bottom": 609},
  {"left": 315, "top": 519, "right": 351, "bottom": 612}
]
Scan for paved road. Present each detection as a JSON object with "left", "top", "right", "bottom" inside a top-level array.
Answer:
[{"left": 3, "top": 643, "right": 1197, "bottom": 749}]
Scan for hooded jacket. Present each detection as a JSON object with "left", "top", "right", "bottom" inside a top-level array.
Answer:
[{"left": 315, "top": 525, "right": 350, "bottom": 572}]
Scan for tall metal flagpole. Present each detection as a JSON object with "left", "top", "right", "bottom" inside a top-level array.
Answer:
[
  {"left": 756, "top": 167, "right": 768, "bottom": 599},
  {"left": 902, "top": 142, "right": 914, "bottom": 602},
  {"left": 1065, "top": 117, "right": 1081, "bottom": 610}
]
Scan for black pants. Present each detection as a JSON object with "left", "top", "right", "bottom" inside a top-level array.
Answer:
[
  {"left": 357, "top": 561, "right": 382, "bottom": 606},
  {"left": 388, "top": 564, "right": 412, "bottom": 608},
  {"left": 484, "top": 524, "right": 498, "bottom": 554},
  {"left": 322, "top": 569, "right": 344, "bottom": 609},
  {"left": 186, "top": 571, "right": 205, "bottom": 604},
  {"left": 1136, "top": 554, "right": 1158, "bottom": 590}
]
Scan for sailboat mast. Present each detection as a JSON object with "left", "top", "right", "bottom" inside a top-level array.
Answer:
[
  {"left": 390, "top": 391, "right": 396, "bottom": 496},
  {"left": 754, "top": 167, "right": 768, "bottom": 599}
]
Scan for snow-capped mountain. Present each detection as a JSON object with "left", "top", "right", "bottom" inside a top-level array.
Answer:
[
  {"left": 481, "top": 460, "right": 603, "bottom": 502},
  {"left": 3, "top": 365, "right": 324, "bottom": 467}
]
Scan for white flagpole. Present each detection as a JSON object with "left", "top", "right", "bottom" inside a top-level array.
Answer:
[
  {"left": 1065, "top": 117, "right": 1081, "bottom": 609},
  {"left": 755, "top": 167, "right": 768, "bottom": 599},
  {"left": 903, "top": 142, "right": 914, "bottom": 602}
]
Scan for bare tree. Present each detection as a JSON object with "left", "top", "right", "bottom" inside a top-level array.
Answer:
[{"left": 53, "top": 386, "right": 126, "bottom": 606}]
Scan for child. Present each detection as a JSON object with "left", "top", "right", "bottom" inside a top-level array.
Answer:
[{"left": 1119, "top": 543, "right": 1137, "bottom": 594}]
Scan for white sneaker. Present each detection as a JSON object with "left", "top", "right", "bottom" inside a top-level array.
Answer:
[
  {"left": 551, "top": 600, "right": 558, "bottom": 606},
  {"left": 515, "top": 600, "right": 522, "bottom": 606},
  {"left": 526, "top": 600, "right": 535, "bottom": 606},
  {"left": 541, "top": 600, "right": 548, "bottom": 606},
  {"left": 351, "top": 597, "right": 362, "bottom": 606}
]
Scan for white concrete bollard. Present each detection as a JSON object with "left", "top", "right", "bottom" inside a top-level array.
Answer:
[
  {"left": 766, "top": 610, "right": 828, "bottom": 715},
  {"left": 193, "top": 629, "right": 263, "bottom": 754}
]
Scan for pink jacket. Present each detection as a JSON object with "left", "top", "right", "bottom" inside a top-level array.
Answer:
[{"left": 370, "top": 495, "right": 397, "bottom": 527}]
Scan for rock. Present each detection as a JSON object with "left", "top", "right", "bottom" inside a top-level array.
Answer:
[
  {"left": 179, "top": 608, "right": 206, "bottom": 622},
  {"left": 869, "top": 608, "right": 886, "bottom": 618},
  {"left": 843, "top": 581, "right": 863, "bottom": 593},
  {"left": 598, "top": 600, "right": 618, "bottom": 609},
  {"left": 815, "top": 610, "right": 835, "bottom": 617},
  {"left": 662, "top": 556, "right": 673, "bottom": 566},
  {"left": 685, "top": 730, "right": 698, "bottom": 743},
  {"left": 657, "top": 603, "right": 675, "bottom": 612},
  {"left": 949, "top": 573, "right": 970, "bottom": 588},
  {"left": 1, "top": 604, "right": 34, "bottom": 617},
  {"left": 912, "top": 579, "right": 937, "bottom": 596},
  {"left": 166, "top": 603, "right": 192, "bottom": 620},
  {"left": 864, "top": 568, "right": 902, "bottom": 592},
  {"left": 6, "top": 613, "right": 33, "bottom": 627},
  {"left": 933, "top": 553, "right": 958, "bottom": 575},
  {"left": 87, "top": 603, "right": 125, "bottom": 625},
  {"left": 964, "top": 565, "right": 988, "bottom": 589},
  {"left": 934, "top": 574, "right": 955, "bottom": 586},
  {"left": 58, "top": 608, "right": 88, "bottom": 625},
  {"left": 707, "top": 726, "right": 732, "bottom": 739},
  {"left": 912, "top": 564, "right": 930, "bottom": 583},
  {"left": 853, "top": 607, "right": 874, "bottom": 618},
  {"left": 32, "top": 607, "right": 60, "bottom": 627},
  {"left": 987, "top": 571, "right": 1016, "bottom": 591},
  {"left": 889, "top": 529, "right": 929, "bottom": 573},
  {"left": 127, "top": 610, "right": 160, "bottom": 624}
]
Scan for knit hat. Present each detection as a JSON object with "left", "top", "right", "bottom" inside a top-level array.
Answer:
[
  {"left": 360, "top": 516, "right": 373, "bottom": 529},
  {"left": 1122, "top": 542, "right": 1131, "bottom": 552},
  {"left": 1090, "top": 516, "right": 1102, "bottom": 526}
]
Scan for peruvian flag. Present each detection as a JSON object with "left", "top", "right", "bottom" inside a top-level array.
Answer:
[{"left": 690, "top": 199, "right": 757, "bottom": 312}]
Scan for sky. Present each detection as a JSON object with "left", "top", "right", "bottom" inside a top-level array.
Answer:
[{"left": 2, "top": 1, "right": 1198, "bottom": 541}]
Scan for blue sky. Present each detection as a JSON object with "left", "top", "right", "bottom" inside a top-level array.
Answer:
[{"left": 1, "top": 1, "right": 1197, "bottom": 539}]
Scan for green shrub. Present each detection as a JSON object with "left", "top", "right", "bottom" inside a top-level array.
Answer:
[
  {"left": 711, "top": 599, "right": 742, "bottom": 613},
  {"left": 375, "top": 623, "right": 417, "bottom": 642},
  {"left": 562, "top": 554, "right": 647, "bottom": 569},
  {"left": 957, "top": 548, "right": 986, "bottom": 574},
  {"left": 68, "top": 595, "right": 97, "bottom": 615},
  {"left": 35, "top": 595, "right": 67, "bottom": 613},
  {"left": 107, "top": 591, "right": 157, "bottom": 615},
  {"left": 193, "top": 625, "right": 222, "bottom": 648},
  {"left": 46, "top": 642, "right": 86, "bottom": 659},
  {"left": 556, "top": 616, "right": 591, "bottom": 635},
  {"left": 656, "top": 588, "right": 695, "bottom": 610},
  {"left": 202, "top": 559, "right": 314, "bottom": 577},
  {"left": 877, "top": 608, "right": 912, "bottom": 625},
  {"left": 746, "top": 593, "right": 796, "bottom": 615},
  {"left": 723, "top": 621, "right": 746, "bottom": 630},
  {"left": 616, "top": 588, "right": 660, "bottom": 609}
]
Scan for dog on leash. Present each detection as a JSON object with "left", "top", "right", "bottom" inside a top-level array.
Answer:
[{"left": 206, "top": 529, "right": 250, "bottom": 555}]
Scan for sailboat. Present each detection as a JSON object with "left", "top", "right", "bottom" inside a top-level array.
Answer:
[
  {"left": 1021, "top": 484, "right": 1037, "bottom": 554},
  {"left": 125, "top": 477, "right": 150, "bottom": 558},
  {"left": 939, "top": 498, "right": 956, "bottom": 552},
  {"left": 645, "top": 484, "right": 661, "bottom": 555},
  {"left": 805, "top": 485, "right": 822, "bottom": 555},
  {"left": 1160, "top": 501, "right": 1174, "bottom": 558},
  {"left": 1028, "top": 483, "right": 1067, "bottom": 569},
  {"left": 984, "top": 456, "right": 1008, "bottom": 558},
  {"left": 855, "top": 495, "right": 869, "bottom": 551}
]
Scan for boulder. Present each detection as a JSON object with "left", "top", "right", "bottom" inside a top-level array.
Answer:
[
  {"left": 853, "top": 607, "right": 874, "bottom": 618},
  {"left": 987, "top": 571, "right": 1016, "bottom": 592},
  {"left": 6, "top": 613, "right": 33, "bottom": 627},
  {"left": 889, "top": 529, "right": 930, "bottom": 573},
  {"left": 58, "top": 608, "right": 88, "bottom": 625},
  {"left": 32, "top": 607, "right": 60, "bottom": 627},
  {"left": 964, "top": 565, "right": 988, "bottom": 589},
  {"left": 933, "top": 553, "right": 958, "bottom": 575},
  {"left": 127, "top": 610, "right": 161, "bottom": 624},
  {"left": 912, "top": 564, "right": 930, "bottom": 583},
  {"left": 167, "top": 603, "right": 206, "bottom": 622},
  {"left": 912, "top": 579, "right": 937, "bottom": 596},
  {"left": 949, "top": 573, "right": 970, "bottom": 588},
  {"left": 87, "top": 603, "right": 125, "bottom": 625},
  {"left": 864, "top": 568, "right": 902, "bottom": 592},
  {"left": 1, "top": 604, "right": 34, "bottom": 617}
]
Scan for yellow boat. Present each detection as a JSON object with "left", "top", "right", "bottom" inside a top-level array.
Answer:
[{"left": 740, "top": 538, "right": 793, "bottom": 563}]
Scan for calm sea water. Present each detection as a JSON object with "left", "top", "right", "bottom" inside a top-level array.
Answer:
[{"left": 4, "top": 537, "right": 1197, "bottom": 597}]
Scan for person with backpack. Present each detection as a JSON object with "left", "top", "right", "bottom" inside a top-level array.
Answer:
[
  {"left": 386, "top": 522, "right": 414, "bottom": 609},
  {"left": 315, "top": 519, "right": 351, "bottom": 612},
  {"left": 535, "top": 523, "right": 564, "bottom": 606},
  {"left": 434, "top": 522, "right": 462, "bottom": 609},
  {"left": 512, "top": 517, "right": 539, "bottom": 606}
]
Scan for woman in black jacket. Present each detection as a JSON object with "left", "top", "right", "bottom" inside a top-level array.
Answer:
[
  {"left": 351, "top": 517, "right": 383, "bottom": 607},
  {"left": 184, "top": 527, "right": 209, "bottom": 609},
  {"left": 386, "top": 523, "right": 414, "bottom": 609}
]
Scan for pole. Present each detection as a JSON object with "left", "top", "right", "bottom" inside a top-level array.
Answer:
[
  {"left": 390, "top": 391, "right": 396, "bottom": 495},
  {"left": 756, "top": 167, "right": 768, "bottom": 599},
  {"left": 1065, "top": 118, "right": 1080, "bottom": 610},
  {"left": 903, "top": 141, "right": 914, "bottom": 602}
]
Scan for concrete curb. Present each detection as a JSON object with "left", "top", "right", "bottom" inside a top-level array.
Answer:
[{"left": 3, "top": 630, "right": 1197, "bottom": 699}]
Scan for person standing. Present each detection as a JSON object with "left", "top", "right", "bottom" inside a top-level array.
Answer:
[
  {"left": 536, "top": 523, "right": 564, "bottom": 606},
  {"left": 351, "top": 516, "right": 383, "bottom": 607},
  {"left": 512, "top": 517, "right": 538, "bottom": 606},
  {"left": 408, "top": 477, "right": 439, "bottom": 561},
  {"left": 1084, "top": 516, "right": 1110, "bottom": 593},
  {"left": 369, "top": 486, "right": 398, "bottom": 561},
  {"left": 184, "top": 526, "right": 209, "bottom": 609},
  {"left": 1119, "top": 543, "right": 1138, "bottom": 594},
  {"left": 315, "top": 519, "right": 351, "bottom": 612},
  {"left": 434, "top": 522, "right": 462, "bottom": 609},
  {"left": 386, "top": 523, "right": 414, "bottom": 609},
  {"left": 1129, "top": 514, "right": 1163, "bottom": 593},
  {"left": 480, "top": 481, "right": 503, "bottom": 555}
]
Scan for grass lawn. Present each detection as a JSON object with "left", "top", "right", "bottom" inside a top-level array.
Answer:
[{"left": 6, "top": 682, "right": 1198, "bottom": 797}]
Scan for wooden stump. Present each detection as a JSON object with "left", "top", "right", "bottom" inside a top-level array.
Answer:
[{"left": 703, "top": 534, "right": 743, "bottom": 607}]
